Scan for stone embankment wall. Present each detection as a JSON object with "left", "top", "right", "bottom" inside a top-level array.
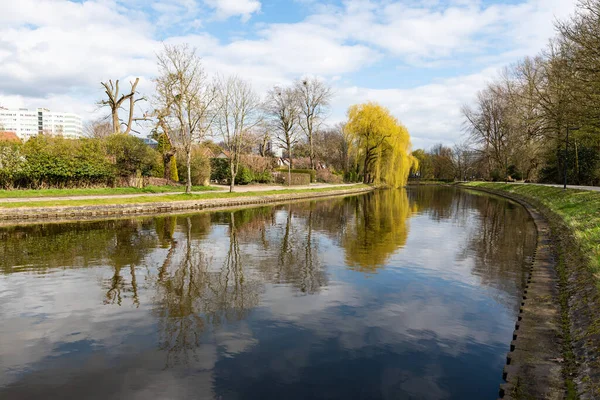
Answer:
[
  {"left": 0, "top": 187, "right": 373, "bottom": 223},
  {"left": 463, "top": 185, "right": 572, "bottom": 400}
]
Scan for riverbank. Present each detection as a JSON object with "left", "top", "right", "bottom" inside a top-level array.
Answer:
[
  {"left": 0, "top": 185, "right": 218, "bottom": 198},
  {"left": 0, "top": 184, "right": 372, "bottom": 222},
  {"left": 464, "top": 182, "right": 600, "bottom": 399}
]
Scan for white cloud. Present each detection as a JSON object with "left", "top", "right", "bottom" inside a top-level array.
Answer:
[
  {"left": 309, "top": 0, "right": 577, "bottom": 67},
  {"left": 204, "top": 0, "right": 261, "bottom": 21},
  {"left": 329, "top": 67, "right": 498, "bottom": 149},
  {"left": 0, "top": 0, "right": 580, "bottom": 146}
]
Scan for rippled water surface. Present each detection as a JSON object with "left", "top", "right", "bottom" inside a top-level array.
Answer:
[{"left": 0, "top": 187, "right": 536, "bottom": 399}]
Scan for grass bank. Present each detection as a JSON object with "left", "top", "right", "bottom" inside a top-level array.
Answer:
[
  {"left": 466, "top": 182, "right": 600, "bottom": 397},
  {"left": 0, "top": 184, "right": 370, "bottom": 209},
  {"left": 0, "top": 185, "right": 218, "bottom": 199}
]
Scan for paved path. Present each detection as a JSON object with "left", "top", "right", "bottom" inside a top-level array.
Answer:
[
  {"left": 212, "top": 183, "right": 353, "bottom": 192},
  {"left": 509, "top": 182, "right": 600, "bottom": 192},
  {"left": 0, "top": 183, "right": 356, "bottom": 203}
]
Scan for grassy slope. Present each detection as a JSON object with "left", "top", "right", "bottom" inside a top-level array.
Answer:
[
  {"left": 0, "top": 185, "right": 219, "bottom": 198},
  {"left": 467, "top": 182, "right": 600, "bottom": 274},
  {"left": 0, "top": 184, "right": 369, "bottom": 208}
]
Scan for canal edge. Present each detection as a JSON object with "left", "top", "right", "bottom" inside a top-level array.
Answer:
[
  {"left": 461, "top": 185, "right": 570, "bottom": 400},
  {"left": 0, "top": 186, "right": 375, "bottom": 224}
]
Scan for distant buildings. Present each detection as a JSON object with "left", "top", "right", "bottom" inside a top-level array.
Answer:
[
  {"left": 0, "top": 107, "right": 83, "bottom": 140},
  {"left": 141, "top": 137, "right": 158, "bottom": 148}
]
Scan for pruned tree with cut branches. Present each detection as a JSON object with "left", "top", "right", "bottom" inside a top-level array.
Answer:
[{"left": 99, "top": 78, "right": 145, "bottom": 134}]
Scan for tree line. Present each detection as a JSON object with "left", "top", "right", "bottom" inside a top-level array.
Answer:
[
  {"left": 454, "top": 0, "right": 600, "bottom": 185},
  {"left": 1, "top": 43, "right": 416, "bottom": 190},
  {"left": 91, "top": 43, "right": 416, "bottom": 191}
]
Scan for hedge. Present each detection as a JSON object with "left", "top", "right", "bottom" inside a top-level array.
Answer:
[
  {"left": 211, "top": 158, "right": 274, "bottom": 185},
  {"left": 0, "top": 134, "right": 163, "bottom": 189},
  {"left": 273, "top": 171, "right": 311, "bottom": 186},
  {"left": 276, "top": 168, "right": 316, "bottom": 183}
]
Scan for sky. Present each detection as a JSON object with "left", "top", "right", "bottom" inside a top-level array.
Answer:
[{"left": 0, "top": 0, "right": 579, "bottom": 149}]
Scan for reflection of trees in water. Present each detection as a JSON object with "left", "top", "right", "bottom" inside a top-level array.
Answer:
[
  {"left": 341, "top": 190, "right": 414, "bottom": 272},
  {"left": 0, "top": 220, "right": 149, "bottom": 274},
  {"left": 153, "top": 214, "right": 260, "bottom": 367},
  {"left": 459, "top": 194, "right": 536, "bottom": 309},
  {"left": 258, "top": 204, "right": 326, "bottom": 294},
  {"left": 210, "top": 204, "right": 327, "bottom": 295},
  {"left": 103, "top": 219, "right": 158, "bottom": 307},
  {"left": 405, "top": 187, "right": 537, "bottom": 307},
  {"left": 406, "top": 186, "right": 459, "bottom": 221},
  {"left": 0, "top": 219, "right": 159, "bottom": 307}
]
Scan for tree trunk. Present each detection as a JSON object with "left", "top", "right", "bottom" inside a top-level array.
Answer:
[
  {"left": 363, "top": 150, "right": 370, "bottom": 184},
  {"left": 309, "top": 134, "right": 314, "bottom": 170},
  {"left": 163, "top": 150, "right": 176, "bottom": 182},
  {"left": 288, "top": 145, "right": 292, "bottom": 186},
  {"left": 112, "top": 112, "right": 120, "bottom": 134},
  {"left": 230, "top": 161, "right": 236, "bottom": 193},
  {"left": 186, "top": 147, "right": 192, "bottom": 194},
  {"left": 164, "top": 154, "right": 172, "bottom": 181}
]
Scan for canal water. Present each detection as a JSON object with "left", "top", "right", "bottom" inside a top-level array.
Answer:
[{"left": 0, "top": 187, "right": 536, "bottom": 399}]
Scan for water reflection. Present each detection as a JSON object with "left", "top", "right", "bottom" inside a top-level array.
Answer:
[
  {"left": 0, "top": 187, "right": 536, "bottom": 399},
  {"left": 154, "top": 215, "right": 261, "bottom": 367},
  {"left": 341, "top": 190, "right": 415, "bottom": 271}
]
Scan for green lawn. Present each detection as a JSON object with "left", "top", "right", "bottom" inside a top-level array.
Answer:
[
  {"left": 466, "top": 182, "right": 600, "bottom": 272},
  {"left": 0, "top": 184, "right": 369, "bottom": 208},
  {"left": 0, "top": 185, "right": 219, "bottom": 199}
]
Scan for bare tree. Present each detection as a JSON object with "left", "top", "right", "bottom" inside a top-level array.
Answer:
[
  {"left": 462, "top": 83, "right": 514, "bottom": 180},
  {"left": 99, "top": 78, "right": 144, "bottom": 134},
  {"left": 294, "top": 77, "right": 332, "bottom": 170},
  {"left": 214, "top": 76, "right": 262, "bottom": 192},
  {"left": 254, "top": 120, "right": 272, "bottom": 157},
  {"left": 264, "top": 85, "right": 301, "bottom": 185},
  {"left": 155, "top": 44, "right": 218, "bottom": 193},
  {"left": 84, "top": 118, "right": 113, "bottom": 138},
  {"left": 312, "top": 123, "right": 350, "bottom": 172}
]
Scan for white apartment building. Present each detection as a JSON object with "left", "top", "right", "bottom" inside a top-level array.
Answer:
[{"left": 0, "top": 108, "right": 83, "bottom": 140}]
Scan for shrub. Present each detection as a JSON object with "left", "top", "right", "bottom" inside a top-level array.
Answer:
[
  {"left": 104, "top": 134, "right": 162, "bottom": 177},
  {"left": 240, "top": 154, "right": 276, "bottom": 174},
  {"left": 235, "top": 165, "right": 254, "bottom": 185},
  {"left": 210, "top": 158, "right": 230, "bottom": 183},
  {"left": 316, "top": 168, "right": 343, "bottom": 183},
  {"left": 344, "top": 171, "right": 361, "bottom": 183},
  {"left": 276, "top": 168, "right": 316, "bottom": 183},
  {"left": 178, "top": 149, "right": 211, "bottom": 186},
  {"left": 169, "top": 156, "right": 179, "bottom": 182},
  {"left": 273, "top": 171, "right": 311, "bottom": 185},
  {"left": 0, "top": 141, "right": 26, "bottom": 189},
  {"left": 507, "top": 164, "right": 523, "bottom": 181},
  {"left": 254, "top": 170, "right": 273, "bottom": 183},
  {"left": 490, "top": 169, "right": 502, "bottom": 182},
  {"left": 22, "top": 135, "right": 114, "bottom": 188}
]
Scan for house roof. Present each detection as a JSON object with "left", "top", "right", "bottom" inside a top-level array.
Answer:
[
  {"left": 198, "top": 146, "right": 217, "bottom": 158},
  {"left": 0, "top": 131, "right": 21, "bottom": 143}
]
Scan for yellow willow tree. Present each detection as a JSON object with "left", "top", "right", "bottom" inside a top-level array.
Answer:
[{"left": 346, "top": 102, "right": 416, "bottom": 186}]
